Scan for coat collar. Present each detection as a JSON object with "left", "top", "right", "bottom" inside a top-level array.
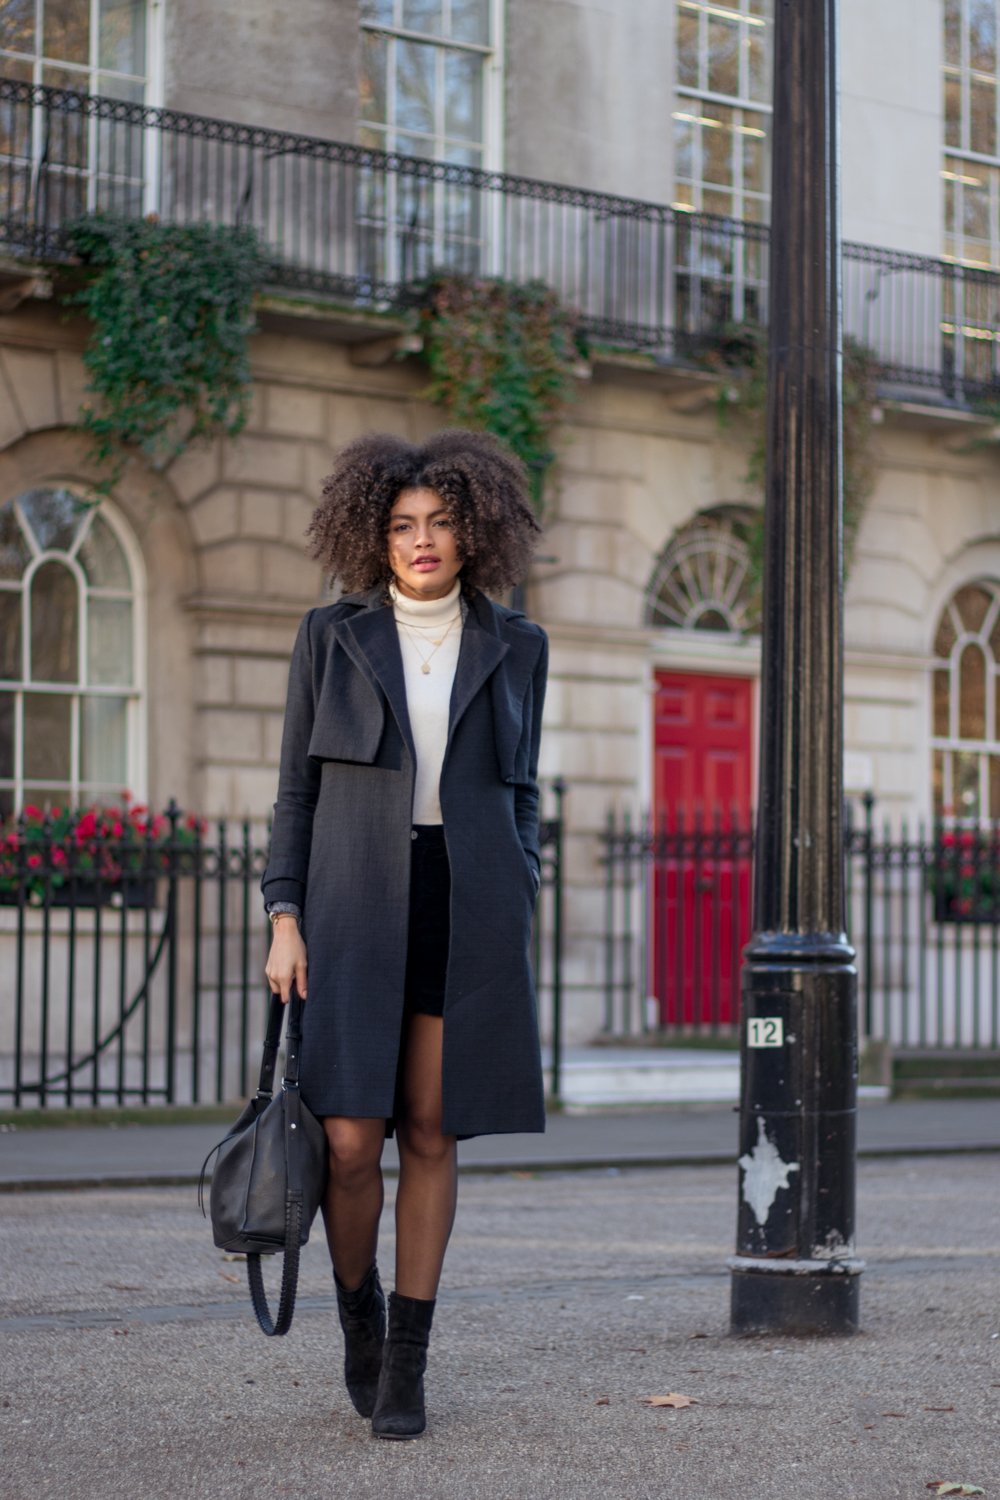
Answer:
[{"left": 336, "top": 586, "right": 511, "bottom": 756}]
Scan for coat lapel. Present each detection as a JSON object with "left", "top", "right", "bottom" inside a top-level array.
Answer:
[
  {"left": 447, "top": 591, "right": 509, "bottom": 748},
  {"left": 335, "top": 594, "right": 416, "bottom": 766}
]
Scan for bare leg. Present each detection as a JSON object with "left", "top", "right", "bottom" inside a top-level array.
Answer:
[
  {"left": 321, "top": 1116, "right": 386, "bottom": 1290},
  {"left": 394, "top": 1013, "right": 458, "bottom": 1300}
]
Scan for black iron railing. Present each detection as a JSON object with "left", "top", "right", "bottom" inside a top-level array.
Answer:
[
  {"left": 2, "top": 77, "right": 1000, "bottom": 401},
  {"left": 0, "top": 794, "right": 564, "bottom": 1109},
  {"left": 601, "top": 804, "right": 1000, "bottom": 1049}
]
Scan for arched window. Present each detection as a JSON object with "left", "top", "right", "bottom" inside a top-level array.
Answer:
[
  {"left": 0, "top": 487, "right": 143, "bottom": 818},
  {"left": 645, "top": 508, "right": 758, "bottom": 634},
  {"left": 931, "top": 579, "right": 1000, "bottom": 820}
]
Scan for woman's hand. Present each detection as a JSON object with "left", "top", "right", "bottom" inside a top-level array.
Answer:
[{"left": 265, "top": 916, "right": 308, "bottom": 1003}]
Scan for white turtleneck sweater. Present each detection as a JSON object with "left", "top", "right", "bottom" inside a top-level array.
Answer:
[{"left": 391, "top": 580, "right": 464, "bottom": 824}]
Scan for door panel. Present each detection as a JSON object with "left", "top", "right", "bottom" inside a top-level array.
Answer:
[{"left": 651, "top": 671, "right": 753, "bottom": 1028}]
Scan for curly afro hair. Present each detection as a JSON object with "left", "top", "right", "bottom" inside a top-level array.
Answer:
[{"left": 306, "top": 428, "right": 542, "bottom": 596}]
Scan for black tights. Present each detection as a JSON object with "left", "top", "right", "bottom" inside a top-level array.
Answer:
[{"left": 320, "top": 1012, "right": 457, "bottom": 1299}]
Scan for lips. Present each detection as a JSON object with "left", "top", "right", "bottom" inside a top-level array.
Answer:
[{"left": 413, "top": 557, "right": 440, "bottom": 568}]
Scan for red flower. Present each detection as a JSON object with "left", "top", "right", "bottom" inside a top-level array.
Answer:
[
  {"left": 75, "top": 811, "right": 97, "bottom": 841},
  {"left": 27, "top": 853, "right": 41, "bottom": 868}
]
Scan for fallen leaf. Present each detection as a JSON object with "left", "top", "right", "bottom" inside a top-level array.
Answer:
[
  {"left": 688, "top": 1332, "right": 709, "bottom": 1340},
  {"left": 642, "top": 1393, "right": 696, "bottom": 1410},
  {"left": 926, "top": 1485, "right": 986, "bottom": 1496},
  {"left": 222, "top": 1253, "right": 246, "bottom": 1263},
  {"left": 105, "top": 1283, "right": 144, "bottom": 1292},
  {"left": 595, "top": 1397, "right": 610, "bottom": 1406},
  {"left": 923, "top": 1406, "right": 955, "bottom": 1413},
  {"left": 882, "top": 1411, "right": 906, "bottom": 1418},
  {"left": 219, "top": 1272, "right": 240, "bottom": 1284}
]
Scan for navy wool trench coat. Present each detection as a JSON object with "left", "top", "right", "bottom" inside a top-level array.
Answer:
[{"left": 261, "top": 585, "right": 548, "bottom": 1138}]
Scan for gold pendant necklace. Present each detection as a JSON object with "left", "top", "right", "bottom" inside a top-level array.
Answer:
[{"left": 399, "top": 611, "right": 460, "bottom": 674}]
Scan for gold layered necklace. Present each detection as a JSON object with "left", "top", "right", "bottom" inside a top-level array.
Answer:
[{"left": 397, "top": 611, "right": 461, "bottom": 674}]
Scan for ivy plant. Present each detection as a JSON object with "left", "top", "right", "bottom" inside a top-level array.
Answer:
[
  {"left": 65, "top": 214, "right": 271, "bottom": 491},
  {"left": 701, "top": 322, "right": 881, "bottom": 595},
  {"left": 415, "top": 274, "right": 583, "bottom": 511}
]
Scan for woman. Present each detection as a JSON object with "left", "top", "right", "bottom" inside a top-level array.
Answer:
[{"left": 262, "top": 429, "right": 548, "bottom": 1440}]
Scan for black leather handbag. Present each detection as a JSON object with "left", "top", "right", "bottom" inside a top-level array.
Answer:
[{"left": 199, "top": 991, "right": 328, "bottom": 1336}]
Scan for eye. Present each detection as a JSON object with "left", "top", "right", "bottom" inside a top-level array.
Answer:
[{"left": 434, "top": 516, "right": 453, "bottom": 528}]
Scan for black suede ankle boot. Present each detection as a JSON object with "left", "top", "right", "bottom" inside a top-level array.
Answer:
[
  {"left": 335, "top": 1264, "right": 386, "bottom": 1418},
  {"left": 371, "top": 1292, "right": 436, "bottom": 1440}
]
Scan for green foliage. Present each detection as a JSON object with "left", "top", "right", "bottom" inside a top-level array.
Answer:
[
  {"left": 66, "top": 215, "right": 271, "bottom": 491},
  {"left": 701, "top": 322, "right": 882, "bottom": 590},
  {"left": 416, "top": 274, "right": 583, "bottom": 511}
]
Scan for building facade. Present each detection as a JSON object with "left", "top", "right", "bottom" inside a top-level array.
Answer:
[{"left": 3, "top": 0, "right": 1000, "bottom": 1048}]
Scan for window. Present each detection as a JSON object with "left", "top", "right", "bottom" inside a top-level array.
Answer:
[
  {"left": 674, "top": 0, "right": 772, "bottom": 223},
  {"left": 645, "top": 509, "right": 758, "bottom": 635},
  {"left": 0, "top": 0, "right": 152, "bottom": 222},
  {"left": 358, "top": 0, "right": 498, "bottom": 283},
  {"left": 942, "top": 0, "right": 1000, "bottom": 389},
  {"left": 674, "top": 0, "right": 773, "bottom": 331},
  {"left": 930, "top": 580, "right": 1000, "bottom": 821},
  {"left": 0, "top": 487, "right": 144, "bottom": 818},
  {"left": 0, "top": 0, "right": 148, "bottom": 99}
]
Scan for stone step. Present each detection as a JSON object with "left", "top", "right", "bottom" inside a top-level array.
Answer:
[
  {"left": 541, "top": 1047, "right": 891, "bottom": 1110},
  {"left": 542, "top": 1047, "right": 740, "bottom": 1108}
]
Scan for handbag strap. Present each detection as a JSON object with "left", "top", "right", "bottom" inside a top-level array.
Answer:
[
  {"left": 257, "top": 990, "right": 287, "bottom": 1098},
  {"left": 248, "top": 987, "right": 310, "bottom": 1337},
  {"left": 246, "top": 1198, "right": 303, "bottom": 1337},
  {"left": 281, "top": 990, "right": 305, "bottom": 1089}
]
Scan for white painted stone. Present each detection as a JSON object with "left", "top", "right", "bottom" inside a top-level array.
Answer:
[
  {"left": 234, "top": 656, "right": 293, "bottom": 709},
  {"left": 188, "top": 488, "right": 241, "bottom": 546},
  {"left": 198, "top": 540, "right": 262, "bottom": 594}
]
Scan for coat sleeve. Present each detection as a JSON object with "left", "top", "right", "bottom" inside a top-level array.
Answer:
[
  {"left": 514, "top": 630, "right": 549, "bottom": 882},
  {"left": 261, "top": 610, "right": 321, "bottom": 910}
]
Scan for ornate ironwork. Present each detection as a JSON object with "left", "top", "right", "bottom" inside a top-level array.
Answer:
[{"left": 1, "top": 75, "right": 999, "bottom": 400}]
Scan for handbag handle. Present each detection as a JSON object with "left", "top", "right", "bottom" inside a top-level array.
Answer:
[
  {"left": 248, "top": 986, "right": 309, "bottom": 1336},
  {"left": 282, "top": 988, "right": 305, "bottom": 1091},
  {"left": 256, "top": 991, "right": 286, "bottom": 1099}
]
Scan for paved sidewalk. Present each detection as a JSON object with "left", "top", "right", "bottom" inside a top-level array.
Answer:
[
  {"left": 1, "top": 1095, "right": 998, "bottom": 1190},
  {"left": 2, "top": 1154, "right": 998, "bottom": 1500}
]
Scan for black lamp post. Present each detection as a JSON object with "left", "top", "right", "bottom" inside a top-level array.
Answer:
[{"left": 729, "top": 0, "right": 863, "bottom": 1335}]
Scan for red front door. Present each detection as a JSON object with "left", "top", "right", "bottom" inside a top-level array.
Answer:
[{"left": 651, "top": 671, "right": 754, "bottom": 1028}]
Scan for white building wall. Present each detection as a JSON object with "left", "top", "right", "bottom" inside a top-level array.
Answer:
[
  {"left": 504, "top": 0, "right": 675, "bottom": 201},
  {"left": 840, "top": 0, "right": 943, "bottom": 254}
]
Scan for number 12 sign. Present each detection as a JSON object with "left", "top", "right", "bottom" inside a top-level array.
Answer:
[{"left": 747, "top": 1017, "right": 784, "bottom": 1048}]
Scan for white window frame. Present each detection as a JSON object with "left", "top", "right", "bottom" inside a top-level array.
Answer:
[
  {"left": 359, "top": 0, "right": 503, "bottom": 284},
  {"left": 941, "top": 0, "right": 1000, "bottom": 389},
  {"left": 931, "top": 580, "right": 1000, "bottom": 824},
  {"left": 0, "top": 490, "right": 147, "bottom": 814},
  {"left": 0, "top": 0, "right": 161, "bottom": 215},
  {"left": 673, "top": 0, "right": 772, "bottom": 328}
]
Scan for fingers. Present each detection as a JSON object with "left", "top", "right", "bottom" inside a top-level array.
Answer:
[{"left": 265, "top": 942, "right": 308, "bottom": 1005}]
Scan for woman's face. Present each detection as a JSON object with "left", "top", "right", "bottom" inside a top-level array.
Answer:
[{"left": 387, "top": 487, "right": 463, "bottom": 601}]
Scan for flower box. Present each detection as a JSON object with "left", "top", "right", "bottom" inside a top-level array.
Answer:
[{"left": 0, "top": 796, "right": 205, "bottom": 910}]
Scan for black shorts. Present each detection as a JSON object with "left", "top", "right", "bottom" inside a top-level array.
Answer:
[{"left": 403, "top": 824, "right": 450, "bottom": 1017}]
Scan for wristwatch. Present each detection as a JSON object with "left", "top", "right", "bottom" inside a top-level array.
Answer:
[{"left": 268, "top": 910, "right": 299, "bottom": 927}]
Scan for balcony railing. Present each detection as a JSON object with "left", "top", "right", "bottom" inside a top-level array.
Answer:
[{"left": 3, "top": 76, "right": 1000, "bottom": 402}]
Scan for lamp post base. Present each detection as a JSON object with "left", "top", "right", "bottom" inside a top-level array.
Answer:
[{"left": 729, "top": 1256, "right": 864, "bottom": 1336}]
